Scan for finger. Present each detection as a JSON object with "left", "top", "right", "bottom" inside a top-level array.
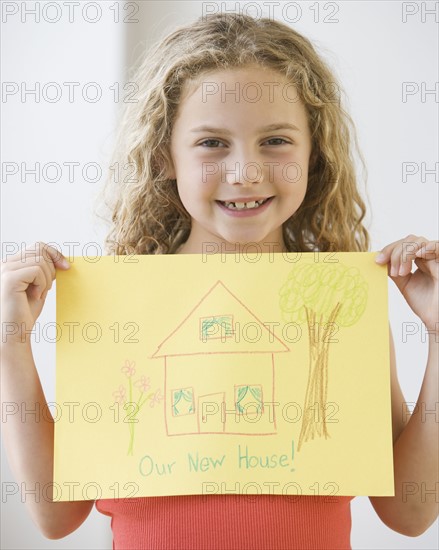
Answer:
[
  {"left": 375, "top": 239, "right": 402, "bottom": 264},
  {"left": 415, "top": 240, "right": 439, "bottom": 261},
  {"left": 4, "top": 242, "right": 70, "bottom": 270},
  {"left": 397, "top": 236, "right": 428, "bottom": 277},
  {"left": 376, "top": 235, "right": 426, "bottom": 277},
  {"left": 374, "top": 236, "right": 412, "bottom": 267},
  {"left": 3, "top": 243, "right": 70, "bottom": 285},
  {"left": 414, "top": 254, "right": 439, "bottom": 281},
  {"left": 2, "top": 265, "right": 48, "bottom": 300},
  {"left": 37, "top": 242, "right": 70, "bottom": 269},
  {"left": 413, "top": 257, "right": 433, "bottom": 276},
  {"left": 4, "top": 254, "right": 55, "bottom": 292},
  {"left": 3, "top": 242, "right": 48, "bottom": 263}
]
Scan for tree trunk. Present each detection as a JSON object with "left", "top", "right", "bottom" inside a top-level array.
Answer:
[{"left": 297, "top": 303, "right": 341, "bottom": 451}]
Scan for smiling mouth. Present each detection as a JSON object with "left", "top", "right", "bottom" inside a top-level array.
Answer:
[{"left": 216, "top": 197, "right": 273, "bottom": 211}]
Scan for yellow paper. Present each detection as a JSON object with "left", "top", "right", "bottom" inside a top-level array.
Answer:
[{"left": 54, "top": 252, "right": 394, "bottom": 501}]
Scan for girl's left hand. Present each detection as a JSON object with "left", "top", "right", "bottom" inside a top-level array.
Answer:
[{"left": 375, "top": 235, "right": 439, "bottom": 334}]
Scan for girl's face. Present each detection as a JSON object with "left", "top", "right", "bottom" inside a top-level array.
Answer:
[{"left": 168, "top": 65, "right": 312, "bottom": 253}]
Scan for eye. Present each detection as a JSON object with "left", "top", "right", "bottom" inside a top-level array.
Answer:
[
  {"left": 264, "top": 137, "right": 291, "bottom": 146},
  {"left": 199, "top": 139, "right": 225, "bottom": 148}
]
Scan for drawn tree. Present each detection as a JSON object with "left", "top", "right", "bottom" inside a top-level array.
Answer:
[{"left": 279, "top": 262, "right": 368, "bottom": 451}]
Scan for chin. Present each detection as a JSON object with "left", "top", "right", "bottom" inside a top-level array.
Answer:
[{"left": 222, "top": 236, "right": 274, "bottom": 249}]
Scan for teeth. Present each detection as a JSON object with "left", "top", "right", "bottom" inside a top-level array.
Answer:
[{"left": 222, "top": 199, "right": 268, "bottom": 210}]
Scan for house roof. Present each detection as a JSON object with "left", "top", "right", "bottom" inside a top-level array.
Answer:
[{"left": 151, "top": 280, "right": 290, "bottom": 358}]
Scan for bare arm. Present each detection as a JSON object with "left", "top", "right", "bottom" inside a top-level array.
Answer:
[
  {"left": 369, "top": 328, "right": 438, "bottom": 536},
  {"left": 1, "top": 243, "right": 94, "bottom": 539},
  {"left": 371, "top": 237, "right": 439, "bottom": 536}
]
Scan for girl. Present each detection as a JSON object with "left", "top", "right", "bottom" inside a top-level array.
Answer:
[{"left": 1, "top": 12, "right": 437, "bottom": 550}]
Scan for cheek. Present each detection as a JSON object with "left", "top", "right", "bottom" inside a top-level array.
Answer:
[
  {"left": 176, "top": 183, "right": 192, "bottom": 210},
  {"left": 179, "top": 154, "right": 217, "bottom": 188},
  {"left": 296, "top": 154, "right": 310, "bottom": 188},
  {"left": 276, "top": 164, "right": 308, "bottom": 195},
  {"left": 272, "top": 149, "right": 309, "bottom": 184},
  {"left": 176, "top": 178, "right": 215, "bottom": 211}
]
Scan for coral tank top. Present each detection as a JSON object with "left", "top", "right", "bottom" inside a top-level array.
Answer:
[{"left": 96, "top": 494, "right": 354, "bottom": 549}]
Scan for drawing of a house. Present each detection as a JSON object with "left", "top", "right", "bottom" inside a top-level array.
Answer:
[{"left": 151, "top": 281, "right": 290, "bottom": 436}]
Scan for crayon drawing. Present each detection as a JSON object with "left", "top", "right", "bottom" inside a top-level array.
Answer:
[
  {"left": 112, "top": 360, "right": 163, "bottom": 455},
  {"left": 54, "top": 253, "right": 394, "bottom": 499},
  {"left": 279, "top": 262, "right": 368, "bottom": 450},
  {"left": 151, "top": 281, "right": 290, "bottom": 436}
]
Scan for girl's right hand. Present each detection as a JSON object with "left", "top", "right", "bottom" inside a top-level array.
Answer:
[{"left": 1, "top": 242, "right": 70, "bottom": 345}]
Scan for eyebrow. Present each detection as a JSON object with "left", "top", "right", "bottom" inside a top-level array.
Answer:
[{"left": 190, "top": 123, "right": 301, "bottom": 134}]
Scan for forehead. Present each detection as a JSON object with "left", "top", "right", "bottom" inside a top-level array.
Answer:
[
  {"left": 181, "top": 65, "right": 294, "bottom": 104},
  {"left": 174, "top": 65, "right": 308, "bottom": 130}
]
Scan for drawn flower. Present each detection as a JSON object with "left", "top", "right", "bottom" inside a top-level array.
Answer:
[
  {"left": 113, "top": 385, "right": 126, "bottom": 404},
  {"left": 113, "top": 356, "right": 163, "bottom": 456},
  {"left": 134, "top": 375, "right": 151, "bottom": 393},
  {"left": 121, "top": 359, "right": 136, "bottom": 378},
  {"left": 149, "top": 389, "right": 164, "bottom": 408}
]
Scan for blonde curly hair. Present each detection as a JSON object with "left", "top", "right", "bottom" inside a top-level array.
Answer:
[{"left": 97, "top": 12, "right": 370, "bottom": 255}]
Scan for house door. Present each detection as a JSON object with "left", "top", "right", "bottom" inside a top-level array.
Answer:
[{"left": 198, "top": 392, "right": 225, "bottom": 433}]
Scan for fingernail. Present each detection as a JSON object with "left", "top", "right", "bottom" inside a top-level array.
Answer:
[
  {"left": 375, "top": 253, "right": 385, "bottom": 263},
  {"left": 390, "top": 265, "right": 398, "bottom": 277},
  {"left": 61, "top": 258, "right": 70, "bottom": 268}
]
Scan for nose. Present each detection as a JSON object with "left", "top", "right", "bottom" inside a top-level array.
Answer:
[{"left": 223, "top": 157, "right": 264, "bottom": 186}]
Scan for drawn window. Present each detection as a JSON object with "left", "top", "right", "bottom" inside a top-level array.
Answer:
[
  {"left": 235, "top": 385, "right": 263, "bottom": 414},
  {"left": 172, "top": 387, "right": 195, "bottom": 417},
  {"left": 200, "top": 315, "right": 234, "bottom": 341}
]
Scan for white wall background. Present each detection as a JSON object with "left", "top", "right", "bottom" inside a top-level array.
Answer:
[
  {"left": 1, "top": 1, "right": 438, "bottom": 549},
  {"left": 1, "top": 1, "right": 122, "bottom": 548}
]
